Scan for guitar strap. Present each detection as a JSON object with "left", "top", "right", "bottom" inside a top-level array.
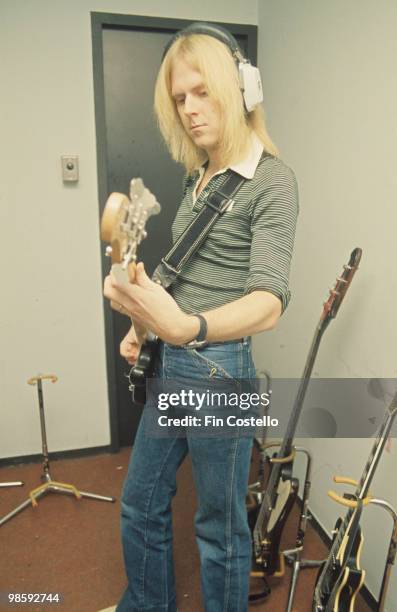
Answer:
[
  {"left": 129, "top": 152, "right": 269, "bottom": 402},
  {"left": 152, "top": 154, "right": 269, "bottom": 287}
]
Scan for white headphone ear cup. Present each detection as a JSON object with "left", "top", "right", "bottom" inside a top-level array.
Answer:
[{"left": 238, "top": 63, "right": 263, "bottom": 112}]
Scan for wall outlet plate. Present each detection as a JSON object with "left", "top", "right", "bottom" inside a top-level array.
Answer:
[{"left": 61, "top": 155, "right": 79, "bottom": 182}]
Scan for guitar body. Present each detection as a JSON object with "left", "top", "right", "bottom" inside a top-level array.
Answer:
[
  {"left": 263, "top": 476, "right": 299, "bottom": 576},
  {"left": 128, "top": 337, "right": 160, "bottom": 404},
  {"left": 250, "top": 462, "right": 299, "bottom": 577},
  {"left": 313, "top": 521, "right": 364, "bottom": 612}
]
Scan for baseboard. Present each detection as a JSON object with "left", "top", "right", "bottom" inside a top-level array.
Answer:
[
  {"left": 0, "top": 444, "right": 117, "bottom": 468},
  {"left": 305, "top": 502, "right": 378, "bottom": 611}
]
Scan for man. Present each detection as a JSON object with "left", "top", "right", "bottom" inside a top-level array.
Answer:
[{"left": 104, "top": 23, "right": 298, "bottom": 612}]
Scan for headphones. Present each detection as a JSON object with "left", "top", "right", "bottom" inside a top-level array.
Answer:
[{"left": 162, "top": 22, "right": 263, "bottom": 113}]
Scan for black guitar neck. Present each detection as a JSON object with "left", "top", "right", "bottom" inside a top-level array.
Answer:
[{"left": 280, "top": 247, "right": 362, "bottom": 460}]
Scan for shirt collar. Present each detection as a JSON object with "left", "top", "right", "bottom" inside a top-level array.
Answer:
[
  {"left": 196, "top": 133, "right": 264, "bottom": 181},
  {"left": 229, "top": 133, "right": 264, "bottom": 179}
]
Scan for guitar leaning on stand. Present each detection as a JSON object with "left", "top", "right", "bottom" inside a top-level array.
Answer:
[
  {"left": 247, "top": 248, "right": 362, "bottom": 603},
  {"left": 312, "top": 389, "right": 397, "bottom": 611}
]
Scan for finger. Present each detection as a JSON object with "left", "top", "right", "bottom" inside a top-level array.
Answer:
[
  {"left": 110, "top": 275, "right": 141, "bottom": 299},
  {"left": 104, "top": 275, "right": 114, "bottom": 293},
  {"left": 125, "top": 346, "right": 140, "bottom": 365},
  {"left": 127, "top": 261, "right": 137, "bottom": 283},
  {"left": 109, "top": 270, "right": 132, "bottom": 291},
  {"left": 110, "top": 300, "right": 129, "bottom": 315},
  {"left": 104, "top": 279, "right": 134, "bottom": 308},
  {"left": 135, "top": 262, "right": 151, "bottom": 288},
  {"left": 122, "top": 345, "right": 138, "bottom": 359},
  {"left": 109, "top": 271, "right": 123, "bottom": 289},
  {"left": 104, "top": 276, "right": 126, "bottom": 300}
]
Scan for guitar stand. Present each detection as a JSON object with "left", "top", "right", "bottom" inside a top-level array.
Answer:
[
  {"left": 281, "top": 447, "right": 325, "bottom": 612},
  {"left": 0, "top": 374, "right": 115, "bottom": 528},
  {"left": 247, "top": 444, "right": 324, "bottom": 608},
  {"left": 328, "top": 477, "right": 397, "bottom": 612}
]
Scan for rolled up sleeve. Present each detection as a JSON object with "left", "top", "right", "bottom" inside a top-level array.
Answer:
[{"left": 244, "top": 160, "right": 299, "bottom": 312}]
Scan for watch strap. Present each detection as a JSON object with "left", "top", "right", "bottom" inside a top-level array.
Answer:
[
  {"left": 183, "top": 314, "right": 208, "bottom": 349},
  {"left": 193, "top": 313, "right": 207, "bottom": 342}
]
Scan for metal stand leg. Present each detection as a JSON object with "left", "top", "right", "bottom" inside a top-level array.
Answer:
[
  {"left": 282, "top": 448, "right": 324, "bottom": 612},
  {"left": 0, "top": 482, "right": 24, "bottom": 488},
  {"left": 0, "top": 374, "right": 115, "bottom": 528}
]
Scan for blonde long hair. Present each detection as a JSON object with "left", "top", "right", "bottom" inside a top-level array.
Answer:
[{"left": 154, "top": 33, "right": 278, "bottom": 173}]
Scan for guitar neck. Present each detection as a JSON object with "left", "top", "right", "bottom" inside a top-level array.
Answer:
[
  {"left": 278, "top": 323, "right": 327, "bottom": 459},
  {"left": 354, "top": 392, "right": 397, "bottom": 500},
  {"left": 277, "top": 248, "right": 362, "bottom": 461}
]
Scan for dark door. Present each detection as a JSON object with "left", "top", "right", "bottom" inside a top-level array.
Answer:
[{"left": 92, "top": 13, "right": 258, "bottom": 449}]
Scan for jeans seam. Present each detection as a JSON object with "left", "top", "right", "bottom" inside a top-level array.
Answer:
[
  {"left": 223, "top": 437, "right": 239, "bottom": 612},
  {"left": 139, "top": 434, "right": 181, "bottom": 609}
]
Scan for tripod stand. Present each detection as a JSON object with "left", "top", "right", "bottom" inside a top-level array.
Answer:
[{"left": 0, "top": 374, "right": 115, "bottom": 528}]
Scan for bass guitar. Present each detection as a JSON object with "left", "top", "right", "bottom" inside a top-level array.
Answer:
[
  {"left": 248, "top": 248, "right": 362, "bottom": 584},
  {"left": 100, "top": 178, "right": 161, "bottom": 404},
  {"left": 313, "top": 389, "right": 397, "bottom": 611}
]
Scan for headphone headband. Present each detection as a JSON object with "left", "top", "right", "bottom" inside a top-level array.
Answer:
[{"left": 162, "top": 22, "right": 245, "bottom": 63}]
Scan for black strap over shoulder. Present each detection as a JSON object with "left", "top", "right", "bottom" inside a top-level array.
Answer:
[
  {"left": 152, "top": 151, "right": 271, "bottom": 288},
  {"left": 152, "top": 170, "right": 245, "bottom": 288}
]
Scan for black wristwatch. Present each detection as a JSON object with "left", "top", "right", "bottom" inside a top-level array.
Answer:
[{"left": 183, "top": 313, "right": 208, "bottom": 349}]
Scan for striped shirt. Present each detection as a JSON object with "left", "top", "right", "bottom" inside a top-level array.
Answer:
[{"left": 169, "top": 136, "right": 299, "bottom": 314}]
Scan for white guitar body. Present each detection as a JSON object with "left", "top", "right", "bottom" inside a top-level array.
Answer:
[{"left": 267, "top": 478, "right": 292, "bottom": 532}]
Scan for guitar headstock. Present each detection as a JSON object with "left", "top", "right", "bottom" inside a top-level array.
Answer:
[
  {"left": 321, "top": 247, "right": 362, "bottom": 322},
  {"left": 100, "top": 178, "right": 161, "bottom": 268}
]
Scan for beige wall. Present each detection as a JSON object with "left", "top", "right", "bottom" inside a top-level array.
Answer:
[
  {"left": 0, "top": 0, "right": 257, "bottom": 459},
  {"left": 256, "top": 1, "right": 397, "bottom": 608}
]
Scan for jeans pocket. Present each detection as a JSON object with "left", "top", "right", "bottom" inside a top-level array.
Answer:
[{"left": 190, "top": 348, "right": 240, "bottom": 383}]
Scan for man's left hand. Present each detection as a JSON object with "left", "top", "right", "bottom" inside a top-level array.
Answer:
[{"left": 103, "top": 262, "right": 197, "bottom": 345}]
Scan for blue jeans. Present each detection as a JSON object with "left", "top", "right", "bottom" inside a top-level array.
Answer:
[{"left": 117, "top": 339, "right": 256, "bottom": 612}]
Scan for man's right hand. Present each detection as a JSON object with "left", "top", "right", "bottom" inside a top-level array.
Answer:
[{"left": 120, "top": 324, "right": 145, "bottom": 365}]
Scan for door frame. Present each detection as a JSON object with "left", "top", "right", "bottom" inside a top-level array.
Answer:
[{"left": 91, "top": 12, "right": 258, "bottom": 452}]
